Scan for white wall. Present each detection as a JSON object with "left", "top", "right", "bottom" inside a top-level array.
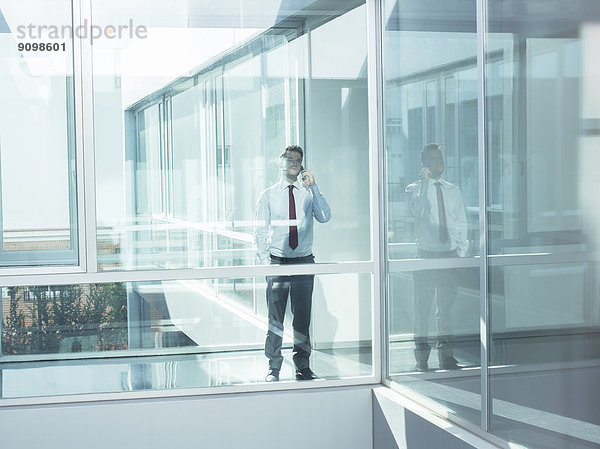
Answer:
[
  {"left": 372, "top": 387, "right": 500, "bottom": 449},
  {"left": 0, "top": 386, "right": 373, "bottom": 449}
]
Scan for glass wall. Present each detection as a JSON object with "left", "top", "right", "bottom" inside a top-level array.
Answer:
[
  {"left": 1, "top": 1, "right": 598, "bottom": 447},
  {"left": 91, "top": 0, "right": 371, "bottom": 271},
  {"left": 486, "top": 1, "right": 600, "bottom": 447},
  {"left": 384, "top": 0, "right": 482, "bottom": 426},
  {"left": 0, "top": 273, "right": 372, "bottom": 397},
  {"left": 385, "top": 0, "right": 600, "bottom": 447},
  {"left": 0, "top": 1, "right": 78, "bottom": 267},
  {"left": 0, "top": 0, "right": 374, "bottom": 401}
]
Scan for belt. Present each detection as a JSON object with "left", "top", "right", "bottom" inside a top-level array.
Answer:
[
  {"left": 417, "top": 249, "right": 458, "bottom": 258},
  {"left": 269, "top": 254, "right": 314, "bottom": 264}
]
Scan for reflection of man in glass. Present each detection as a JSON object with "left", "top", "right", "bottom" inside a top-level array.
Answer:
[
  {"left": 254, "top": 145, "right": 332, "bottom": 382},
  {"left": 406, "top": 143, "right": 468, "bottom": 371}
]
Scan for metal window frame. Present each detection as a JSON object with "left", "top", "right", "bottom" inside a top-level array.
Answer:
[
  {"left": 476, "top": 0, "right": 490, "bottom": 430},
  {"left": 380, "top": 0, "right": 600, "bottom": 444},
  {"left": 0, "top": 0, "right": 382, "bottom": 407},
  {"left": 0, "top": 5, "right": 597, "bottom": 440},
  {"left": 376, "top": 0, "right": 494, "bottom": 435},
  {"left": 367, "top": 0, "right": 386, "bottom": 390},
  {"left": 0, "top": 0, "right": 83, "bottom": 273}
]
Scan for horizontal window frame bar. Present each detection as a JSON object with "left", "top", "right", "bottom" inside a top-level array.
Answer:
[
  {"left": 0, "top": 376, "right": 379, "bottom": 409},
  {"left": 1, "top": 251, "right": 596, "bottom": 284},
  {"left": 0, "top": 338, "right": 373, "bottom": 366},
  {"left": 0, "top": 265, "right": 86, "bottom": 278},
  {"left": 0, "top": 261, "right": 374, "bottom": 287},
  {"left": 387, "top": 251, "right": 600, "bottom": 272},
  {"left": 0, "top": 344, "right": 269, "bottom": 366},
  {"left": 389, "top": 324, "right": 600, "bottom": 344}
]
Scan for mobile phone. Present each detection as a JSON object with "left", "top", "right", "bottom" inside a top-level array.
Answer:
[
  {"left": 300, "top": 165, "right": 309, "bottom": 182},
  {"left": 421, "top": 164, "right": 431, "bottom": 174}
]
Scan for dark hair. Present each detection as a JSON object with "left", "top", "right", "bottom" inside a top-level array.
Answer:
[
  {"left": 279, "top": 144, "right": 304, "bottom": 160},
  {"left": 421, "top": 143, "right": 442, "bottom": 164}
]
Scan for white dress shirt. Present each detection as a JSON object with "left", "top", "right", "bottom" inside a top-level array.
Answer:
[
  {"left": 405, "top": 177, "right": 468, "bottom": 256},
  {"left": 254, "top": 178, "right": 332, "bottom": 263}
]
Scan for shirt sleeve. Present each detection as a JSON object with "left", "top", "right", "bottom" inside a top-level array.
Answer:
[
  {"left": 309, "top": 184, "right": 332, "bottom": 223},
  {"left": 406, "top": 181, "right": 430, "bottom": 223},
  {"left": 253, "top": 192, "right": 270, "bottom": 264}
]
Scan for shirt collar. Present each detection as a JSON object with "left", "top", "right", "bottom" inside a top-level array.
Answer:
[
  {"left": 278, "top": 177, "right": 301, "bottom": 190},
  {"left": 427, "top": 177, "right": 446, "bottom": 187}
]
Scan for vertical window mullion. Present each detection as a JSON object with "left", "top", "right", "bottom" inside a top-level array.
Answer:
[
  {"left": 368, "top": 0, "right": 386, "bottom": 383},
  {"left": 476, "top": 0, "right": 491, "bottom": 432},
  {"left": 73, "top": 0, "right": 97, "bottom": 273}
]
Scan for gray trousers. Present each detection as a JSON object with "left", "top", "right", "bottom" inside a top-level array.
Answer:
[
  {"left": 265, "top": 254, "right": 315, "bottom": 371},
  {"left": 414, "top": 249, "right": 459, "bottom": 362}
]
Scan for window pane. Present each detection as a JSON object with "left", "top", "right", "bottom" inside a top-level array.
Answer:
[
  {"left": 92, "top": 1, "right": 370, "bottom": 271},
  {"left": 0, "top": 1, "right": 77, "bottom": 266},
  {"left": 486, "top": 1, "right": 600, "bottom": 447},
  {"left": 388, "top": 266, "right": 481, "bottom": 423},
  {"left": 384, "top": 0, "right": 481, "bottom": 427},
  {"left": 485, "top": 3, "right": 597, "bottom": 257},
  {"left": 488, "top": 262, "right": 600, "bottom": 448},
  {"left": 0, "top": 272, "right": 372, "bottom": 398}
]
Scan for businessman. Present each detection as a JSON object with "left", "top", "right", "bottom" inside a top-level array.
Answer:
[
  {"left": 406, "top": 143, "right": 468, "bottom": 371},
  {"left": 254, "top": 145, "right": 332, "bottom": 382}
]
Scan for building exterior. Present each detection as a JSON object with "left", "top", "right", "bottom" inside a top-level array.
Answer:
[{"left": 0, "top": 1, "right": 598, "bottom": 448}]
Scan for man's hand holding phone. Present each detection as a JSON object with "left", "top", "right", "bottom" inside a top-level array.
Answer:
[
  {"left": 420, "top": 166, "right": 432, "bottom": 180},
  {"left": 300, "top": 168, "right": 315, "bottom": 187}
]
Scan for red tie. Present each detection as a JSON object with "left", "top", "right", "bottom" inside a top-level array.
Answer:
[
  {"left": 435, "top": 182, "right": 449, "bottom": 243},
  {"left": 288, "top": 185, "right": 298, "bottom": 249}
]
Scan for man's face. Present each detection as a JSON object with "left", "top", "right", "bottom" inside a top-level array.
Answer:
[
  {"left": 280, "top": 151, "right": 302, "bottom": 178},
  {"left": 422, "top": 149, "right": 444, "bottom": 178}
]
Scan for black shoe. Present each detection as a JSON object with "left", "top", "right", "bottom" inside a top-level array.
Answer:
[
  {"left": 415, "top": 361, "right": 429, "bottom": 372},
  {"left": 265, "top": 369, "right": 280, "bottom": 382},
  {"left": 414, "top": 345, "right": 431, "bottom": 373},
  {"left": 295, "top": 368, "right": 318, "bottom": 380},
  {"left": 439, "top": 357, "right": 461, "bottom": 370}
]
